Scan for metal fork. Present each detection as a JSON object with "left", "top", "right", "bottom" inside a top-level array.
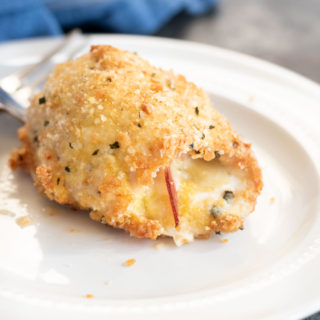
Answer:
[{"left": 0, "top": 29, "right": 85, "bottom": 123}]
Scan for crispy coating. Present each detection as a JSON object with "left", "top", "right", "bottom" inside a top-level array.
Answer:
[{"left": 10, "top": 45, "right": 263, "bottom": 245}]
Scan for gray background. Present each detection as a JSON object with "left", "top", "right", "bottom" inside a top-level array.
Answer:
[
  {"left": 157, "top": 0, "right": 320, "bottom": 319},
  {"left": 156, "top": 0, "right": 320, "bottom": 84}
]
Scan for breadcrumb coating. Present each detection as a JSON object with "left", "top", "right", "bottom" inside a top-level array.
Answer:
[{"left": 9, "top": 45, "right": 263, "bottom": 245}]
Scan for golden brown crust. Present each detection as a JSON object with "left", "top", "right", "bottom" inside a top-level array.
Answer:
[
  {"left": 90, "top": 210, "right": 163, "bottom": 240},
  {"left": 9, "top": 45, "right": 263, "bottom": 243},
  {"left": 210, "top": 214, "right": 243, "bottom": 233}
]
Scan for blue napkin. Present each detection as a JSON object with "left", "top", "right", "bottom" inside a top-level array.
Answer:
[{"left": 0, "top": 0, "right": 218, "bottom": 42}]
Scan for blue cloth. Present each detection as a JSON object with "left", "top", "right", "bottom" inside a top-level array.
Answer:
[{"left": 0, "top": 0, "right": 218, "bottom": 41}]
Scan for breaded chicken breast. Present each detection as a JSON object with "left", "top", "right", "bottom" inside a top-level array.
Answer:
[{"left": 10, "top": 45, "right": 263, "bottom": 245}]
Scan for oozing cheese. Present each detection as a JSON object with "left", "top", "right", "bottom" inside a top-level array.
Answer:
[{"left": 130, "top": 156, "right": 249, "bottom": 245}]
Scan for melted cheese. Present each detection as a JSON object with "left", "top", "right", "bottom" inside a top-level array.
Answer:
[{"left": 131, "top": 156, "right": 249, "bottom": 245}]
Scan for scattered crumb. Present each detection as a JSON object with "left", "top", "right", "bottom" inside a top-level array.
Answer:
[
  {"left": 0, "top": 209, "right": 15, "bottom": 217},
  {"left": 49, "top": 211, "right": 56, "bottom": 216},
  {"left": 221, "top": 238, "right": 229, "bottom": 243},
  {"left": 269, "top": 197, "right": 275, "bottom": 204},
  {"left": 195, "top": 234, "right": 210, "bottom": 240},
  {"left": 104, "top": 281, "right": 111, "bottom": 286},
  {"left": 153, "top": 242, "right": 168, "bottom": 250},
  {"left": 68, "top": 228, "right": 80, "bottom": 233},
  {"left": 248, "top": 95, "right": 255, "bottom": 102},
  {"left": 16, "top": 216, "right": 33, "bottom": 227},
  {"left": 123, "top": 258, "right": 136, "bottom": 267},
  {"left": 85, "top": 294, "right": 94, "bottom": 299}
]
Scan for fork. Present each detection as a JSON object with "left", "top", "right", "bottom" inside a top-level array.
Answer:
[{"left": 0, "top": 29, "right": 85, "bottom": 123}]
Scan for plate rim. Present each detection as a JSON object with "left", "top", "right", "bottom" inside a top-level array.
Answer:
[{"left": 1, "top": 34, "right": 320, "bottom": 320}]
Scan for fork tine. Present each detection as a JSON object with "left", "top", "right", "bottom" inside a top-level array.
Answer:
[
  {"left": 26, "top": 37, "right": 89, "bottom": 92},
  {"left": 18, "top": 29, "right": 82, "bottom": 80},
  {"left": 0, "top": 31, "right": 87, "bottom": 122},
  {"left": 0, "top": 29, "right": 81, "bottom": 93},
  {"left": 0, "top": 88, "right": 26, "bottom": 122}
]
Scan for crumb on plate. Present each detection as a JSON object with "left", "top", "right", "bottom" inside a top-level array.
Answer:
[
  {"left": 153, "top": 242, "right": 168, "bottom": 250},
  {"left": 0, "top": 209, "right": 15, "bottom": 217},
  {"left": 16, "top": 216, "right": 33, "bottom": 227},
  {"left": 85, "top": 294, "right": 94, "bottom": 299},
  {"left": 123, "top": 258, "right": 136, "bottom": 267},
  {"left": 221, "top": 238, "right": 228, "bottom": 243}
]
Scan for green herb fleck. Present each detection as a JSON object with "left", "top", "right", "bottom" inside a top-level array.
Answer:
[
  {"left": 34, "top": 135, "right": 39, "bottom": 143},
  {"left": 97, "top": 190, "right": 101, "bottom": 195},
  {"left": 215, "top": 231, "right": 221, "bottom": 235},
  {"left": 38, "top": 96, "right": 46, "bottom": 104},
  {"left": 44, "top": 120, "right": 49, "bottom": 127},
  {"left": 239, "top": 226, "right": 244, "bottom": 231},
  {"left": 195, "top": 107, "right": 199, "bottom": 115},
  {"left": 57, "top": 177, "right": 60, "bottom": 185},
  {"left": 223, "top": 191, "right": 234, "bottom": 203},
  {"left": 233, "top": 141, "right": 239, "bottom": 147},
  {"left": 107, "top": 77, "right": 112, "bottom": 82},
  {"left": 110, "top": 141, "right": 120, "bottom": 149},
  {"left": 166, "top": 79, "right": 174, "bottom": 90},
  {"left": 209, "top": 125, "right": 215, "bottom": 129},
  {"left": 65, "top": 166, "right": 70, "bottom": 173},
  {"left": 18, "top": 154, "right": 23, "bottom": 161},
  {"left": 137, "top": 123, "right": 142, "bottom": 128},
  {"left": 210, "top": 206, "right": 221, "bottom": 219},
  {"left": 195, "top": 150, "right": 201, "bottom": 154},
  {"left": 92, "top": 149, "right": 99, "bottom": 156},
  {"left": 69, "top": 142, "right": 73, "bottom": 149},
  {"left": 201, "top": 133, "right": 205, "bottom": 140},
  {"left": 214, "top": 151, "right": 220, "bottom": 159},
  {"left": 189, "top": 143, "right": 194, "bottom": 150}
]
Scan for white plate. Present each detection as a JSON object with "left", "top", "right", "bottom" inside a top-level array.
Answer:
[{"left": 1, "top": 35, "right": 320, "bottom": 320}]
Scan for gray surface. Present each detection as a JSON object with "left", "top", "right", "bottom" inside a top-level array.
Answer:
[
  {"left": 156, "top": 1, "right": 320, "bottom": 319},
  {"left": 156, "top": 0, "right": 320, "bottom": 84}
]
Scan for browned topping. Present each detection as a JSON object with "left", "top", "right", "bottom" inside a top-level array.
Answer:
[{"left": 141, "top": 104, "right": 150, "bottom": 114}]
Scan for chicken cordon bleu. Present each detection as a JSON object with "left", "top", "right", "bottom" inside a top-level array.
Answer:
[{"left": 10, "top": 45, "right": 263, "bottom": 246}]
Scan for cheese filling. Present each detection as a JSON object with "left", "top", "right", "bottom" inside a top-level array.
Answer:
[{"left": 130, "top": 156, "right": 250, "bottom": 244}]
